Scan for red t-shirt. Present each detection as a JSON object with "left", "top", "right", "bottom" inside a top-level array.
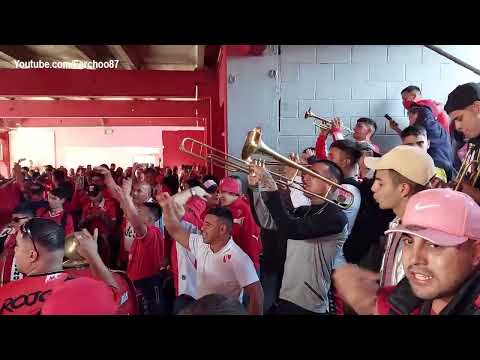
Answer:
[
  {"left": 0, "top": 182, "right": 21, "bottom": 227},
  {"left": 228, "top": 197, "right": 261, "bottom": 272},
  {"left": 80, "top": 198, "right": 117, "bottom": 236},
  {"left": 127, "top": 225, "right": 165, "bottom": 282},
  {"left": 36, "top": 208, "right": 74, "bottom": 236}
]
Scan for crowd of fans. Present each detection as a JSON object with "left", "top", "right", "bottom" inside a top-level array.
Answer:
[{"left": 0, "top": 82, "right": 479, "bottom": 315}]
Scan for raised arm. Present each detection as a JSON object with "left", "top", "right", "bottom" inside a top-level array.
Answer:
[{"left": 156, "top": 192, "right": 191, "bottom": 250}]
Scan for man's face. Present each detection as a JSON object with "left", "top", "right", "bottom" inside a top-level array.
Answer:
[
  {"left": 131, "top": 183, "right": 151, "bottom": 205},
  {"left": 371, "top": 169, "right": 404, "bottom": 210},
  {"left": 144, "top": 173, "right": 156, "bottom": 186},
  {"left": 353, "top": 121, "right": 371, "bottom": 141},
  {"left": 402, "top": 134, "right": 429, "bottom": 152},
  {"left": 201, "top": 214, "right": 226, "bottom": 244},
  {"left": 91, "top": 176, "right": 105, "bottom": 188},
  {"left": 47, "top": 192, "right": 65, "bottom": 210},
  {"left": 402, "top": 233, "right": 479, "bottom": 301},
  {"left": 302, "top": 163, "right": 333, "bottom": 200},
  {"left": 450, "top": 104, "right": 480, "bottom": 140},
  {"left": 329, "top": 147, "right": 350, "bottom": 171},
  {"left": 14, "top": 230, "right": 37, "bottom": 274},
  {"left": 137, "top": 206, "right": 154, "bottom": 226},
  {"left": 401, "top": 91, "right": 417, "bottom": 109},
  {"left": 218, "top": 191, "right": 238, "bottom": 207}
]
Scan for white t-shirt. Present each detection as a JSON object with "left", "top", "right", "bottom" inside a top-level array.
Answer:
[
  {"left": 290, "top": 176, "right": 311, "bottom": 209},
  {"left": 188, "top": 234, "right": 259, "bottom": 301}
]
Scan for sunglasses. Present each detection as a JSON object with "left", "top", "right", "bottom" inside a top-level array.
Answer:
[
  {"left": 20, "top": 221, "right": 39, "bottom": 256},
  {"left": 12, "top": 216, "right": 29, "bottom": 223}
]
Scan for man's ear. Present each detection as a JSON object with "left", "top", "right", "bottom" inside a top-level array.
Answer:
[
  {"left": 398, "top": 182, "right": 412, "bottom": 198},
  {"left": 427, "top": 139, "right": 431, "bottom": 150},
  {"left": 472, "top": 240, "right": 480, "bottom": 267}
]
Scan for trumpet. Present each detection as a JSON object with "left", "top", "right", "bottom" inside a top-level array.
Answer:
[
  {"left": 454, "top": 143, "right": 480, "bottom": 191},
  {"left": 304, "top": 107, "right": 354, "bottom": 135}
]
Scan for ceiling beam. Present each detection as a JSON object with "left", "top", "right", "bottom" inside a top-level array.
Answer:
[
  {"left": 0, "top": 99, "right": 210, "bottom": 118},
  {"left": 14, "top": 117, "right": 207, "bottom": 128},
  {"left": 107, "top": 45, "right": 141, "bottom": 70},
  {"left": 0, "top": 68, "right": 214, "bottom": 97},
  {"left": 0, "top": 45, "right": 39, "bottom": 62}
]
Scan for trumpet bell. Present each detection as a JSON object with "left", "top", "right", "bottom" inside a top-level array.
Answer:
[
  {"left": 63, "top": 233, "right": 88, "bottom": 268},
  {"left": 304, "top": 107, "right": 312, "bottom": 119}
]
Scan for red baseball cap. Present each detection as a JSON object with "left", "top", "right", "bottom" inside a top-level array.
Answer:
[
  {"left": 218, "top": 177, "right": 240, "bottom": 195},
  {"left": 385, "top": 188, "right": 480, "bottom": 246},
  {"left": 41, "top": 277, "right": 119, "bottom": 315}
]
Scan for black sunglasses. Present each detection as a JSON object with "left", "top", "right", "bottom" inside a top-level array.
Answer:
[
  {"left": 12, "top": 216, "right": 29, "bottom": 223},
  {"left": 20, "top": 221, "right": 39, "bottom": 256}
]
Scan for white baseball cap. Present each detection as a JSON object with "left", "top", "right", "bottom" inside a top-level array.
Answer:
[{"left": 364, "top": 145, "right": 435, "bottom": 185}]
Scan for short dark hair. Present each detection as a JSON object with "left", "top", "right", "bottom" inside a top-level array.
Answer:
[
  {"left": 12, "top": 205, "right": 34, "bottom": 218},
  {"left": 144, "top": 168, "right": 156, "bottom": 176},
  {"left": 53, "top": 169, "right": 66, "bottom": 183},
  {"left": 50, "top": 186, "right": 70, "bottom": 200},
  {"left": 91, "top": 171, "right": 105, "bottom": 180},
  {"left": 401, "top": 85, "right": 421, "bottom": 95},
  {"left": 330, "top": 139, "right": 363, "bottom": 165},
  {"left": 356, "top": 117, "right": 377, "bottom": 134},
  {"left": 186, "top": 179, "right": 202, "bottom": 188},
  {"left": 206, "top": 207, "right": 234, "bottom": 230},
  {"left": 100, "top": 164, "right": 109, "bottom": 170},
  {"left": 400, "top": 125, "right": 427, "bottom": 140},
  {"left": 302, "top": 147, "right": 316, "bottom": 154},
  {"left": 388, "top": 169, "right": 428, "bottom": 195},
  {"left": 178, "top": 294, "right": 247, "bottom": 315},
  {"left": 310, "top": 159, "right": 344, "bottom": 184},
  {"left": 23, "top": 218, "right": 65, "bottom": 252},
  {"left": 143, "top": 202, "right": 162, "bottom": 221}
]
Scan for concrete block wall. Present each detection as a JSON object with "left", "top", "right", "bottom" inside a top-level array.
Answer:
[
  {"left": 227, "top": 45, "right": 480, "bottom": 157},
  {"left": 278, "top": 45, "right": 480, "bottom": 155}
]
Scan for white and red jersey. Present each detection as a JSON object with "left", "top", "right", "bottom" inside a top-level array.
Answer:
[
  {"left": 188, "top": 234, "right": 259, "bottom": 301},
  {"left": 170, "top": 221, "right": 201, "bottom": 298}
]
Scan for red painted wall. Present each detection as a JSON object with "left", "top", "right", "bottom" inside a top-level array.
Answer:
[
  {"left": 162, "top": 130, "right": 206, "bottom": 168},
  {"left": 0, "top": 132, "right": 10, "bottom": 177}
]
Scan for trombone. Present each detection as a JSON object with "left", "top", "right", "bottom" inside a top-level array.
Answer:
[
  {"left": 304, "top": 107, "right": 354, "bottom": 136},
  {"left": 241, "top": 128, "right": 354, "bottom": 209},
  {"left": 454, "top": 143, "right": 480, "bottom": 191},
  {"left": 179, "top": 131, "right": 354, "bottom": 209},
  {"left": 179, "top": 138, "right": 297, "bottom": 186}
]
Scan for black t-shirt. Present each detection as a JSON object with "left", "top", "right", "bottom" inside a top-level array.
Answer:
[{"left": 343, "top": 178, "right": 395, "bottom": 266}]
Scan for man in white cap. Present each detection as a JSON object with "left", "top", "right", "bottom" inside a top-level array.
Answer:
[
  {"left": 334, "top": 188, "right": 480, "bottom": 315},
  {"left": 364, "top": 145, "right": 435, "bottom": 287}
]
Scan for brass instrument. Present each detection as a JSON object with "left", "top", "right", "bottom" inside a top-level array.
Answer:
[
  {"left": 179, "top": 137, "right": 297, "bottom": 184},
  {"left": 304, "top": 107, "right": 354, "bottom": 135},
  {"left": 454, "top": 143, "right": 480, "bottom": 191},
  {"left": 63, "top": 232, "right": 88, "bottom": 268},
  {"left": 241, "top": 128, "right": 354, "bottom": 209}
]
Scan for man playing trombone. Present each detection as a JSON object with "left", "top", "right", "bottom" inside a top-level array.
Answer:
[{"left": 247, "top": 160, "right": 348, "bottom": 315}]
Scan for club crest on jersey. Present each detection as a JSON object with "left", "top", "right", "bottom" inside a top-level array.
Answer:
[
  {"left": 222, "top": 254, "right": 232, "bottom": 263},
  {"left": 233, "top": 217, "right": 245, "bottom": 225}
]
